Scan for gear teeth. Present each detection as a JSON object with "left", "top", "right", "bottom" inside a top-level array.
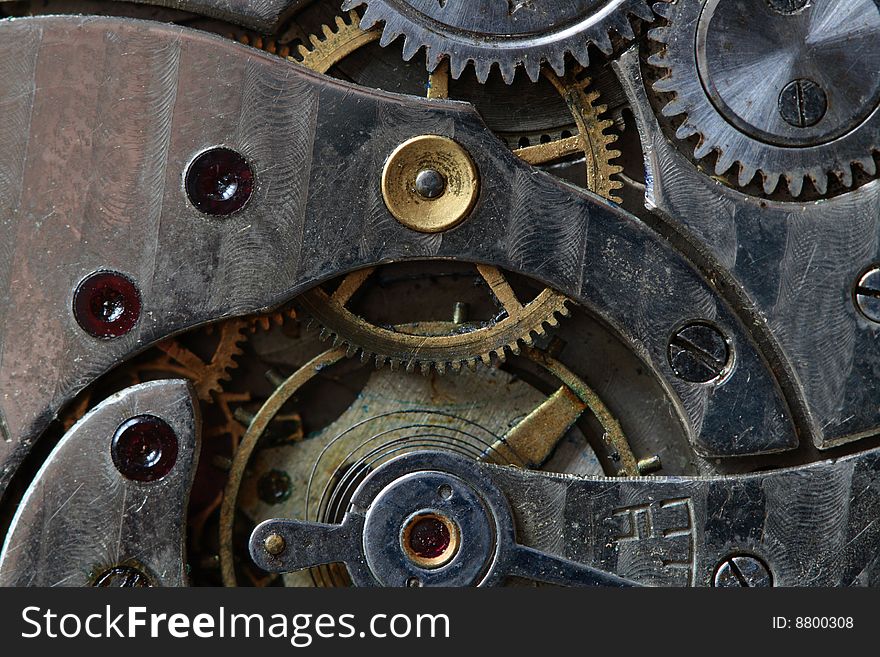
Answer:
[
  {"left": 837, "top": 165, "right": 854, "bottom": 189},
  {"left": 498, "top": 60, "right": 517, "bottom": 85},
  {"left": 547, "top": 52, "right": 566, "bottom": 78},
  {"left": 693, "top": 139, "right": 713, "bottom": 161},
  {"left": 474, "top": 58, "right": 494, "bottom": 85},
  {"left": 651, "top": 75, "right": 676, "bottom": 93},
  {"left": 648, "top": 0, "right": 878, "bottom": 199},
  {"left": 762, "top": 172, "right": 781, "bottom": 195},
  {"left": 714, "top": 151, "right": 736, "bottom": 176},
  {"left": 592, "top": 29, "right": 614, "bottom": 55},
  {"left": 359, "top": 3, "right": 382, "bottom": 29},
  {"left": 521, "top": 57, "right": 541, "bottom": 83},
  {"left": 423, "top": 46, "right": 440, "bottom": 71},
  {"left": 610, "top": 14, "right": 636, "bottom": 41},
  {"left": 808, "top": 169, "right": 829, "bottom": 196},
  {"left": 675, "top": 122, "right": 698, "bottom": 140},
  {"left": 401, "top": 34, "right": 422, "bottom": 61},
  {"left": 569, "top": 43, "right": 591, "bottom": 69},
  {"left": 737, "top": 164, "right": 756, "bottom": 188},
  {"left": 652, "top": 1, "right": 674, "bottom": 19},
  {"left": 787, "top": 174, "right": 805, "bottom": 199},
  {"left": 857, "top": 156, "right": 877, "bottom": 177},
  {"left": 450, "top": 55, "right": 470, "bottom": 80},
  {"left": 350, "top": 0, "right": 653, "bottom": 84},
  {"left": 660, "top": 97, "right": 689, "bottom": 119},
  {"left": 647, "top": 25, "right": 671, "bottom": 46},
  {"left": 379, "top": 28, "right": 401, "bottom": 48}
]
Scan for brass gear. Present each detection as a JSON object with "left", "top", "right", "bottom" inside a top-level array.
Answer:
[
  {"left": 219, "top": 345, "right": 636, "bottom": 586},
  {"left": 286, "top": 11, "right": 622, "bottom": 202},
  {"left": 298, "top": 265, "right": 571, "bottom": 373},
  {"left": 59, "top": 309, "right": 294, "bottom": 432},
  {"left": 232, "top": 12, "right": 622, "bottom": 373},
  {"left": 514, "top": 66, "right": 624, "bottom": 203},
  {"left": 141, "top": 319, "right": 249, "bottom": 402},
  {"left": 234, "top": 11, "right": 622, "bottom": 201}
]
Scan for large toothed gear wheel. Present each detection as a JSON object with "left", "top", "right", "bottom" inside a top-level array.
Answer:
[
  {"left": 298, "top": 265, "right": 572, "bottom": 373},
  {"left": 648, "top": 0, "right": 880, "bottom": 197},
  {"left": 341, "top": 0, "right": 656, "bottom": 83}
]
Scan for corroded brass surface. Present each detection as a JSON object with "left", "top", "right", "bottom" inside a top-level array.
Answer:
[{"left": 381, "top": 135, "right": 480, "bottom": 233}]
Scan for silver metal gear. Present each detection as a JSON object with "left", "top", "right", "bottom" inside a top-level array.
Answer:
[
  {"left": 340, "top": 0, "right": 655, "bottom": 83},
  {"left": 648, "top": 0, "right": 880, "bottom": 197}
]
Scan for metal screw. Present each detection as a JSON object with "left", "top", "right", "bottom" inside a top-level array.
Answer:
[
  {"left": 264, "top": 533, "right": 286, "bottom": 556},
  {"left": 667, "top": 321, "right": 731, "bottom": 384},
  {"left": 855, "top": 267, "right": 880, "bottom": 322},
  {"left": 766, "top": 0, "right": 809, "bottom": 14},
  {"left": 452, "top": 301, "right": 469, "bottom": 324},
  {"left": 264, "top": 369, "right": 287, "bottom": 388},
  {"left": 414, "top": 168, "right": 447, "bottom": 199},
  {"left": 234, "top": 407, "right": 256, "bottom": 426},
  {"left": 93, "top": 565, "right": 153, "bottom": 587},
  {"left": 713, "top": 554, "right": 772, "bottom": 587},
  {"left": 778, "top": 79, "right": 827, "bottom": 128},
  {"left": 257, "top": 469, "right": 292, "bottom": 505},
  {"left": 637, "top": 455, "right": 662, "bottom": 475}
]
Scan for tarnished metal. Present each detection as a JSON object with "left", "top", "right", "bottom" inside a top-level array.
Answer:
[
  {"left": 616, "top": 46, "right": 880, "bottom": 451},
  {"left": 381, "top": 135, "right": 480, "bottom": 233},
  {"left": 2, "top": 6, "right": 880, "bottom": 589},
  {"left": 341, "top": 0, "right": 656, "bottom": 83},
  {"left": 0, "top": 380, "right": 199, "bottom": 586},
  {"left": 298, "top": 265, "right": 572, "bottom": 372},
  {"left": 649, "top": 0, "right": 880, "bottom": 197},
  {"left": 0, "top": 16, "right": 798, "bottom": 491}
]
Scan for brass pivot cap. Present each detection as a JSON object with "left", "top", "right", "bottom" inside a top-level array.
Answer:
[{"left": 382, "top": 135, "right": 480, "bottom": 233}]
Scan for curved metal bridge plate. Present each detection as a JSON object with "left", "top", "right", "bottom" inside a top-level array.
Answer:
[
  {"left": 615, "top": 48, "right": 880, "bottom": 451},
  {"left": 488, "top": 447, "right": 880, "bottom": 586},
  {"left": 0, "top": 0, "right": 306, "bottom": 31},
  {"left": 0, "top": 16, "right": 796, "bottom": 495},
  {"left": 0, "top": 380, "right": 199, "bottom": 587}
]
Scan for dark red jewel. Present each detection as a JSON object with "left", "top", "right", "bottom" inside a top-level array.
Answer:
[
  {"left": 185, "top": 147, "right": 254, "bottom": 215},
  {"left": 111, "top": 415, "right": 178, "bottom": 482},
  {"left": 73, "top": 271, "right": 141, "bottom": 339},
  {"left": 407, "top": 516, "right": 451, "bottom": 560}
]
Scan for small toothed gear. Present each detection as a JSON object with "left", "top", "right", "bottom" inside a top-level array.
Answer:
[
  {"left": 648, "top": 0, "right": 880, "bottom": 197},
  {"left": 297, "top": 265, "right": 572, "bottom": 373},
  {"left": 235, "top": 12, "right": 623, "bottom": 201},
  {"left": 341, "top": 0, "right": 655, "bottom": 83}
]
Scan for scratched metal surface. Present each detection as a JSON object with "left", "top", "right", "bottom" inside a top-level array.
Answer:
[
  {"left": 0, "top": 16, "right": 800, "bottom": 495},
  {"left": 0, "top": 0, "right": 305, "bottom": 30},
  {"left": 488, "top": 446, "right": 880, "bottom": 586},
  {"left": 616, "top": 48, "right": 880, "bottom": 451},
  {"left": 0, "top": 380, "right": 199, "bottom": 586}
]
